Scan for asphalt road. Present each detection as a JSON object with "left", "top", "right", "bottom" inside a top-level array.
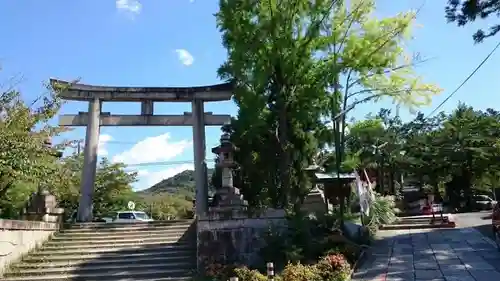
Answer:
[{"left": 454, "top": 211, "right": 495, "bottom": 240}]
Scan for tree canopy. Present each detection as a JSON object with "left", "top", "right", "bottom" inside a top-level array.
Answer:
[
  {"left": 216, "top": 0, "right": 440, "bottom": 212},
  {"left": 446, "top": 0, "right": 500, "bottom": 42}
]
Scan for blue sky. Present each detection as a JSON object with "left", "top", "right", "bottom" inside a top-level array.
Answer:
[{"left": 0, "top": 0, "right": 499, "bottom": 191}]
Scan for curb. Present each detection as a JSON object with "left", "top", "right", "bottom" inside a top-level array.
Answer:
[{"left": 380, "top": 222, "right": 456, "bottom": 230}]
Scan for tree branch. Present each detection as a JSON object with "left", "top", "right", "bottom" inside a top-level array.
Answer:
[{"left": 346, "top": 57, "right": 435, "bottom": 90}]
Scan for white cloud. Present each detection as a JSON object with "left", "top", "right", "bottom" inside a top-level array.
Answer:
[
  {"left": 134, "top": 164, "right": 194, "bottom": 191},
  {"left": 116, "top": 0, "right": 142, "bottom": 14},
  {"left": 175, "top": 49, "right": 194, "bottom": 66},
  {"left": 112, "top": 133, "right": 191, "bottom": 165},
  {"left": 98, "top": 134, "right": 113, "bottom": 156}
]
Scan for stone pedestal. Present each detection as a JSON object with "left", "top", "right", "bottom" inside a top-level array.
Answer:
[
  {"left": 23, "top": 190, "right": 64, "bottom": 223},
  {"left": 197, "top": 133, "right": 286, "bottom": 271}
]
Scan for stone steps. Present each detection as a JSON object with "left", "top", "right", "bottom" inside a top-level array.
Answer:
[
  {"left": 59, "top": 224, "right": 192, "bottom": 233},
  {"left": 44, "top": 237, "right": 191, "bottom": 247},
  {"left": 21, "top": 254, "right": 192, "bottom": 265},
  {"left": 53, "top": 229, "right": 189, "bottom": 239},
  {"left": 23, "top": 251, "right": 188, "bottom": 263},
  {"left": 39, "top": 241, "right": 192, "bottom": 251},
  {"left": 66, "top": 220, "right": 193, "bottom": 229},
  {"left": 4, "top": 221, "right": 196, "bottom": 281},
  {"left": 30, "top": 244, "right": 194, "bottom": 256},
  {"left": 2, "top": 268, "right": 192, "bottom": 281}
]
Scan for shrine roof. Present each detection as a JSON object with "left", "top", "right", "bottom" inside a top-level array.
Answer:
[
  {"left": 50, "top": 78, "right": 234, "bottom": 102},
  {"left": 314, "top": 172, "right": 356, "bottom": 182}
]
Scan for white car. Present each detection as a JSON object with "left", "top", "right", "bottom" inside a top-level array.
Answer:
[
  {"left": 113, "top": 211, "right": 154, "bottom": 223},
  {"left": 473, "top": 195, "right": 498, "bottom": 210}
]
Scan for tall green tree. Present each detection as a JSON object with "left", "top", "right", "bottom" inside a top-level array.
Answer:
[
  {"left": 51, "top": 154, "right": 139, "bottom": 217},
  {"left": 0, "top": 86, "right": 64, "bottom": 200},
  {"left": 216, "top": 0, "right": 440, "bottom": 212}
]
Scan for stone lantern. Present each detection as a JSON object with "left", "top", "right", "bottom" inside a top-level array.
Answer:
[
  {"left": 20, "top": 136, "right": 65, "bottom": 222},
  {"left": 23, "top": 190, "right": 64, "bottom": 223},
  {"left": 209, "top": 132, "right": 247, "bottom": 218}
]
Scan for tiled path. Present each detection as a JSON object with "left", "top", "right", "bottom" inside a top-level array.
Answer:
[{"left": 352, "top": 228, "right": 500, "bottom": 281}]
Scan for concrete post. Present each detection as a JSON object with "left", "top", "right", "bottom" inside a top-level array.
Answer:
[
  {"left": 77, "top": 98, "right": 101, "bottom": 222},
  {"left": 192, "top": 99, "right": 207, "bottom": 217}
]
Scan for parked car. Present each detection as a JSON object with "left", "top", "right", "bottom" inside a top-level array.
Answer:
[
  {"left": 473, "top": 195, "right": 497, "bottom": 210},
  {"left": 113, "top": 211, "right": 154, "bottom": 223},
  {"left": 492, "top": 203, "right": 500, "bottom": 250}
]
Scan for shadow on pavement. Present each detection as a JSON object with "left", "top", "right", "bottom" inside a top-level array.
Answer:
[{"left": 352, "top": 226, "right": 500, "bottom": 281}]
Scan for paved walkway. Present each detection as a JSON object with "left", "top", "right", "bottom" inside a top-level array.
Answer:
[{"left": 352, "top": 228, "right": 500, "bottom": 281}]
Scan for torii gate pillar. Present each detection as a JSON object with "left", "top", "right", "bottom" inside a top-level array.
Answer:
[
  {"left": 78, "top": 98, "right": 101, "bottom": 222},
  {"left": 192, "top": 99, "right": 208, "bottom": 217}
]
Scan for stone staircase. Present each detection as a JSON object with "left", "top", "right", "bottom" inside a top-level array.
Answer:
[{"left": 3, "top": 220, "right": 196, "bottom": 281}]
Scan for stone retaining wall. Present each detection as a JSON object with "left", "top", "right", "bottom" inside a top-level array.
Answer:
[
  {"left": 197, "top": 210, "right": 286, "bottom": 269},
  {"left": 0, "top": 219, "right": 59, "bottom": 276}
]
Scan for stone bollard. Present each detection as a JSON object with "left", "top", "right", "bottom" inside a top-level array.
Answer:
[{"left": 267, "top": 262, "right": 274, "bottom": 281}]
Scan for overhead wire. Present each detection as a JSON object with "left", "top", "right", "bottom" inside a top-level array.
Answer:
[
  {"left": 425, "top": 40, "right": 500, "bottom": 118},
  {"left": 124, "top": 159, "right": 215, "bottom": 168}
]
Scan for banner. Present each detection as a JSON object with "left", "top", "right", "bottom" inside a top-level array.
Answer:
[{"left": 355, "top": 170, "right": 370, "bottom": 216}]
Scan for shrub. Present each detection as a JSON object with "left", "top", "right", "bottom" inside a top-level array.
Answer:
[
  {"left": 204, "top": 263, "right": 239, "bottom": 281},
  {"left": 315, "top": 253, "right": 351, "bottom": 281},
  {"left": 233, "top": 266, "right": 268, "bottom": 281},
  {"left": 281, "top": 262, "right": 322, "bottom": 281},
  {"left": 363, "top": 193, "right": 396, "bottom": 233}
]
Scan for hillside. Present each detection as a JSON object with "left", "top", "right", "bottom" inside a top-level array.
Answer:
[{"left": 138, "top": 169, "right": 214, "bottom": 197}]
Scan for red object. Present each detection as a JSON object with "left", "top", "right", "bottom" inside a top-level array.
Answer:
[
  {"left": 492, "top": 203, "right": 500, "bottom": 229},
  {"left": 422, "top": 206, "right": 431, "bottom": 215}
]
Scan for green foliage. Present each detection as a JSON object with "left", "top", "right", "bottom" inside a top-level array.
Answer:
[
  {"left": 47, "top": 154, "right": 138, "bottom": 218},
  {"left": 140, "top": 169, "right": 214, "bottom": 198},
  {"left": 233, "top": 267, "right": 268, "bottom": 281},
  {"left": 281, "top": 262, "right": 322, "bottom": 281},
  {"left": 445, "top": 0, "right": 500, "bottom": 42},
  {"left": 0, "top": 81, "right": 70, "bottom": 217},
  {"left": 138, "top": 192, "right": 193, "bottom": 220},
  {"left": 0, "top": 87, "right": 65, "bottom": 200},
  {"left": 363, "top": 194, "right": 397, "bottom": 233},
  {"left": 316, "top": 253, "right": 351, "bottom": 281},
  {"left": 216, "top": 0, "right": 440, "bottom": 213}
]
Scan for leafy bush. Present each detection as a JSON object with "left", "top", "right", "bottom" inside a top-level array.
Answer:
[
  {"left": 260, "top": 214, "right": 327, "bottom": 267},
  {"left": 233, "top": 266, "right": 268, "bottom": 281},
  {"left": 204, "top": 263, "right": 238, "bottom": 281},
  {"left": 363, "top": 193, "right": 396, "bottom": 233},
  {"left": 281, "top": 262, "right": 322, "bottom": 281},
  {"left": 315, "top": 253, "right": 351, "bottom": 281}
]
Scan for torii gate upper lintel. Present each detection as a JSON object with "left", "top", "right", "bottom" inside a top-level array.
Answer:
[{"left": 50, "top": 78, "right": 233, "bottom": 222}]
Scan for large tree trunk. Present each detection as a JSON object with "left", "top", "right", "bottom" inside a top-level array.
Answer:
[{"left": 274, "top": 66, "right": 291, "bottom": 208}]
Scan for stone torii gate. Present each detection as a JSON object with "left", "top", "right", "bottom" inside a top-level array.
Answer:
[{"left": 50, "top": 78, "right": 232, "bottom": 222}]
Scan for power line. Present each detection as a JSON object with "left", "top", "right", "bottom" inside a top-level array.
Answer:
[
  {"left": 124, "top": 159, "right": 215, "bottom": 168},
  {"left": 426, "top": 40, "right": 500, "bottom": 118}
]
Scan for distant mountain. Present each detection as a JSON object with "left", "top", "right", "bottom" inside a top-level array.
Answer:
[{"left": 138, "top": 169, "right": 214, "bottom": 196}]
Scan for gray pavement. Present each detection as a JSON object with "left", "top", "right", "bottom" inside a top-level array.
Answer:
[{"left": 352, "top": 228, "right": 500, "bottom": 281}]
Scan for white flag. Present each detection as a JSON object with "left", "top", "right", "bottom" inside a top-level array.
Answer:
[{"left": 355, "top": 170, "right": 370, "bottom": 216}]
